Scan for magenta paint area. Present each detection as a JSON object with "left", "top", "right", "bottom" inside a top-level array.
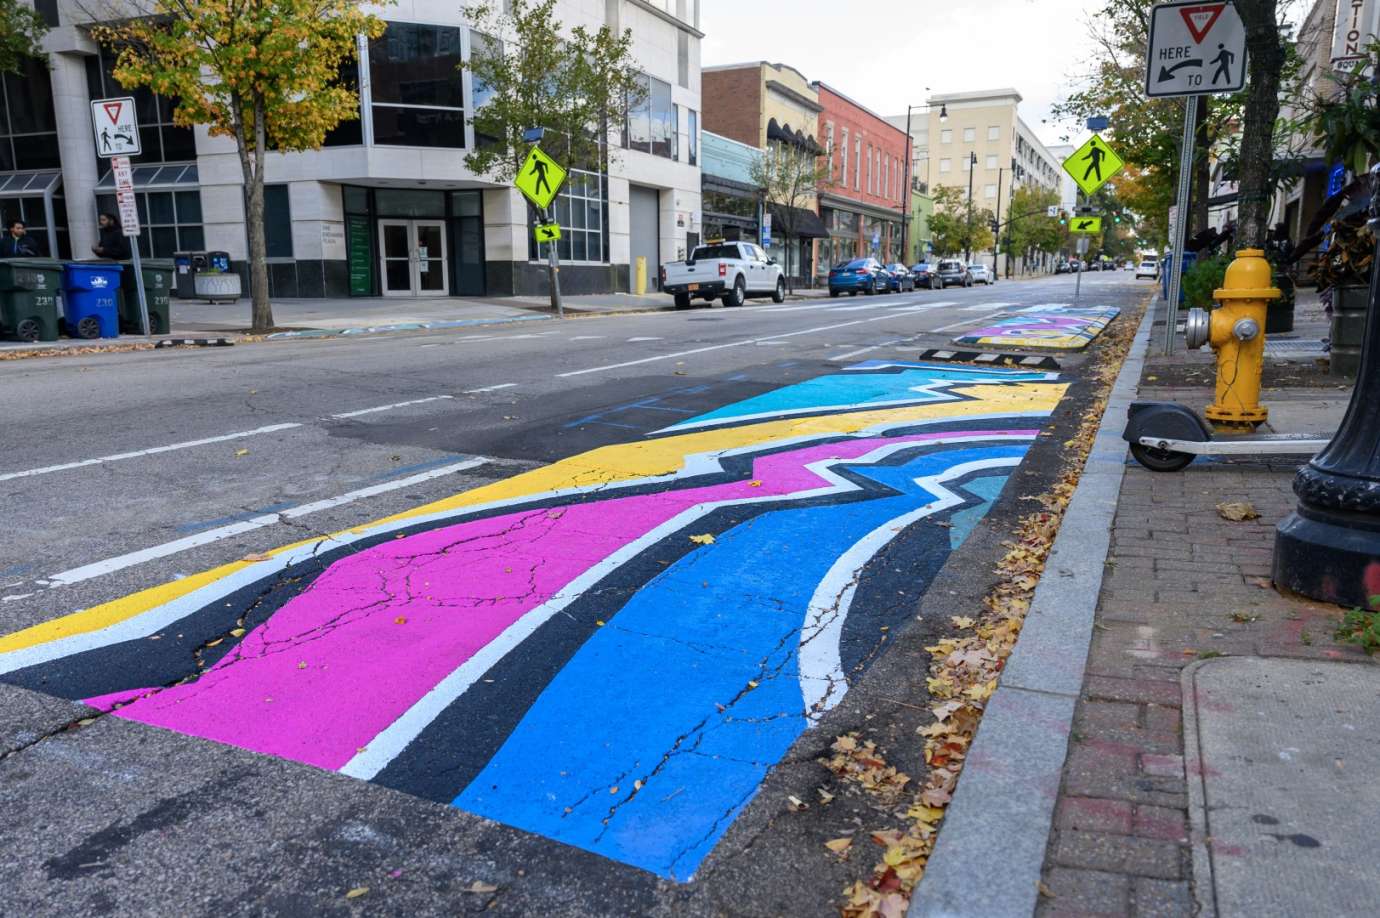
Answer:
[
  {"left": 954, "top": 306, "right": 1120, "bottom": 346},
  {"left": 89, "top": 430, "right": 1028, "bottom": 771}
]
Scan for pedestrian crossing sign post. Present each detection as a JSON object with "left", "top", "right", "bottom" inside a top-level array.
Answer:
[
  {"left": 1145, "top": 1, "right": 1246, "bottom": 98},
  {"left": 1063, "top": 134, "right": 1125, "bottom": 197},
  {"left": 1071, "top": 215, "right": 1103, "bottom": 234},
  {"left": 91, "top": 97, "right": 141, "bottom": 158},
  {"left": 534, "top": 222, "right": 562, "bottom": 243},
  {"left": 514, "top": 145, "right": 567, "bottom": 211}
]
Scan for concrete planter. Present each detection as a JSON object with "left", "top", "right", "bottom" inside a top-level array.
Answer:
[{"left": 193, "top": 272, "right": 242, "bottom": 304}]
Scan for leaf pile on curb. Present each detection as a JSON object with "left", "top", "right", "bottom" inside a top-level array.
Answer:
[
  {"left": 1216, "top": 501, "right": 1261, "bottom": 521},
  {"left": 840, "top": 302, "right": 1142, "bottom": 917}
]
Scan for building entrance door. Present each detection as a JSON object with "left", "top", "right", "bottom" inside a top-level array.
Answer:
[{"left": 379, "top": 219, "right": 448, "bottom": 296}]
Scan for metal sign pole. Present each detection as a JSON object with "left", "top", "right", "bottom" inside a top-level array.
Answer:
[
  {"left": 131, "top": 237, "right": 150, "bottom": 337},
  {"left": 1163, "top": 96, "right": 1199, "bottom": 355},
  {"left": 545, "top": 206, "right": 564, "bottom": 319}
]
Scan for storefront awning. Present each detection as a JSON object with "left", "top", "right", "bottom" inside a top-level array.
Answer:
[{"left": 768, "top": 203, "right": 830, "bottom": 239}]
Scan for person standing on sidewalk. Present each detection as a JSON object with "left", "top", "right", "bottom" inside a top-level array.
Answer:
[
  {"left": 91, "top": 212, "right": 131, "bottom": 260},
  {"left": 1, "top": 220, "right": 39, "bottom": 257}
]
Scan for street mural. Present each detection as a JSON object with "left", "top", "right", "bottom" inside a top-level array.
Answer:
[
  {"left": 953, "top": 304, "right": 1120, "bottom": 350},
  {"left": 0, "top": 362, "right": 1068, "bottom": 881}
]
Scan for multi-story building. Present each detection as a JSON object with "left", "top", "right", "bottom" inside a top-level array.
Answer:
[
  {"left": 1046, "top": 144, "right": 1079, "bottom": 213},
  {"left": 0, "top": 0, "right": 703, "bottom": 299},
  {"left": 889, "top": 89, "right": 1063, "bottom": 273},
  {"left": 701, "top": 60, "right": 828, "bottom": 283},
  {"left": 700, "top": 130, "right": 763, "bottom": 243},
  {"left": 813, "top": 82, "right": 910, "bottom": 277}
]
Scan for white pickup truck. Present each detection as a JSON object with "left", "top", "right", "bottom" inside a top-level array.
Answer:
[{"left": 660, "top": 241, "right": 786, "bottom": 309}]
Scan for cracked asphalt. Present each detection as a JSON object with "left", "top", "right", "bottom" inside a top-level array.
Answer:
[{"left": 0, "top": 272, "right": 1147, "bottom": 916}]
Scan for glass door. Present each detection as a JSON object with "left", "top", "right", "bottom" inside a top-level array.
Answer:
[
  {"left": 414, "top": 221, "right": 447, "bottom": 294},
  {"left": 379, "top": 220, "right": 413, "bottom": 296},
  {"left": 378, "top": 219, "right": 449, "bottom": 296}
]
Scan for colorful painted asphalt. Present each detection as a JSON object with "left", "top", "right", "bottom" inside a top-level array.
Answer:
[
  {"left": 953, "top": 304, "right": 1120, "bottom": 350},
  {"left": 0, "top": 362, "right": 1069, "bottom": 880}
]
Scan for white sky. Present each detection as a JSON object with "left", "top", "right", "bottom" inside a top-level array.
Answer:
[{"left": 699, "top": 0, "right": 1106, "bottom": 149}]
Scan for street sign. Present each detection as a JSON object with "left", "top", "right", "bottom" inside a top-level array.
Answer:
[
  {"left": 761, "top": 212, "right": 772, "bottom": 247},
  {"left": 1145, "top": 1, "right": 1247, "bottom": 97},
  {"left": 91, "top": 97, "right": 141, "bottom": 157},
  {"left": 514, "top": 145, "right": 567, "bottom": 210},
  {"left": 1332, "top": 0, "right": 1380, "bottom": 66},
  {"left": 1087, "top": 116, "right": 1109, "bottom": 131},
  {"left": 535, "top": 222, "right": 562, "bottom": 243},
  {"left": 111, "top": 156, "right": 140, "bottom": 235},
  {"left": 1071, "top": 215, "right": 1104, "bottom": 234},
  {"left": 1063, "top": 134, "right": 1125, "bottom": 197},
  {"left": 1046, "top": 205, "right": 1059, "bottom": 218}
]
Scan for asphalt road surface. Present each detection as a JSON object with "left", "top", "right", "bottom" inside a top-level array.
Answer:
[{"left": 0, "top": 270, "right": 1147, "bottom": 917}]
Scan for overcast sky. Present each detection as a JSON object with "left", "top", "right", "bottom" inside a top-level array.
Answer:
[{"left": 699, "top": 0, "right": 1107, "bottom": 149}]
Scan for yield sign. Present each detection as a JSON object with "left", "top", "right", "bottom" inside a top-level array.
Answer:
[
  {"left": 102, "top": 101, "right": 124, "bottom": 124},
  {"left": 1179, "top": 3, "right": 1225, "bottom": 43},
  {"left": 90, "top": 96, "right": 141, "bottom": 157}
]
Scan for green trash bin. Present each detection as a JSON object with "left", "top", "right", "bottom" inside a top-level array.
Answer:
[
  {"left": 117, "top": 258, "right": 174, "bottom": 335},
  {"left": 0, "top": 258, "right": 63, "bottom": 342}
]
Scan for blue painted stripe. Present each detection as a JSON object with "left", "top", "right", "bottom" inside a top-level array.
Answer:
[{"left": 453, "top": 443, "right": 1028, "bottom": 879}]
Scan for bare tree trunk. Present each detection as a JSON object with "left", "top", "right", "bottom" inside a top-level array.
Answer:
[
  {"left": 1235, "top": 0, "right": 1284, "bottom": 248},
  {"left": 1192, "top": 95, "right": 1211, "bottom": 234},
  {"left": 247, "top": 94, "right": 273, "bottom": 332}
]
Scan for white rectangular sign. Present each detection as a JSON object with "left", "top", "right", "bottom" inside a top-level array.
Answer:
[
  {"left": 111, "top": 155, "right": 141, "bottom": 236},
  {"left": 91, "top": 97, "right": 141, "bottom": 157},
  {"left": 1145, "top": 1, "right": 1247, "bottom": 97},
  {"left": 1333, "top": 0, "right": 1380, "bottom": 66}
]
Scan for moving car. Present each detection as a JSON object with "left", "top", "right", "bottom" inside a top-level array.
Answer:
[
  {"left": 884, "top": 263, "right": 916, "bottom": 292},
  {"left": 660, "top": 241, "right": 785, "bottom": 308},
  {"left": 911, "top": 262, "right": 942, "bottom": 289},
  {"left": 1135, "top": 256, "right": 1159, "bottom": 279},
  {"left": 828, "top": 257, "right": 889, "bottom": 297},
  {"left": 935, "top": 258, "right": 973, "bottom": 288},
  {"left": 967, "top": 263, "right": 995, "bottom": 285}
]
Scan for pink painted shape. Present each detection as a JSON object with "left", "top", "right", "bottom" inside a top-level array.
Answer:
[{"left": 97, "top": 430, "right": 1035, "bottom": 770}]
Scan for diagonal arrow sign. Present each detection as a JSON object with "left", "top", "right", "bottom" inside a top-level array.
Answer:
[
  {"left": 1076, "top": 219, "right": 1094, "bottom": 230},
  {"left": 1158, "top": 59, "right": 1204, "bottom": 82}
]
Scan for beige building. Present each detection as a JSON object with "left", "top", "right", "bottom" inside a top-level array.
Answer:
[{"left": 888, "top": 88, "right": 1062, "bottom": 272}]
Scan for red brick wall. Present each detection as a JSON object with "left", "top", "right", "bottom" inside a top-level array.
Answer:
[
  {"left": 702, "top": 67, "right": 762, "bottom": 148},
  {"left": 816, "top": 85, "right": 910, "bottom": 210}
]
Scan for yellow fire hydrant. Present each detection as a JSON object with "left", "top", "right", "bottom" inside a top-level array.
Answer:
[{"left": 1184, "top": 248, "right": 1280, "bottom": 430}]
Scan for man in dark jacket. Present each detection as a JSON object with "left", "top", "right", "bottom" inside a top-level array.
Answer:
[
  {"left": 91, "top": 212, "right": 131, "bottom": 260},
  {"left": 1, "top": 220, "right": 39, "bottom": 258}
]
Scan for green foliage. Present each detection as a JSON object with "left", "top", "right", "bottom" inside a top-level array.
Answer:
[
  {"left": 928, "top": 186, "right": 994, "bottom": 257},
  {"left": 1003, "top": 186, "right": 1066, "bottom": 259},
  {"left": 1305, "top": 42, "right": 1380, "bottom": 176},
  {"left": 0, "top": 0, "right": 47, "bottom": 77},
  {"left": 464, "top": 0, "right": 645, "bottom": 181},
  {"left": 1181, "top": 254, "right": 1229, "bottom": 309},
  {"left": 1335, "top": 605, "right": 1380, "bottom": 654},
  {"left": 749, "top": 144, "right": 830, "bottom": 290}
]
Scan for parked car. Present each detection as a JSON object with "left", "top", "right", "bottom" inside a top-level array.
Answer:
[
  {"left": 911, "top": 262, "right": 942, "bottom": 289},
  {"left": 935, "top": 258, "right": 973, "bottom": 288},
  {"left": 883, "top": 263, "right": 915, "bottom": 292},
  {"left": 660, "top": 241, "right": 785, "bottom": 308},
  {"left": 967, "top": 263, "right": 995, "bottom": 285},
  {"left": 1135, "top": 256, "right": 1159, "bottom": 279},
  {"left": 1054, "top": 260, "right": 1071, "bottom": 275},
  {"left": 828, "top": 257, "right": 889, "bottom": 297},
  {"left": 1068, "top": 259, "right": 1083, "bottom": 272}
]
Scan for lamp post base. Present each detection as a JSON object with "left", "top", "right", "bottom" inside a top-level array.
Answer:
[{"left": 1274, "top": 505, "right": 1380, "bottom": 609}]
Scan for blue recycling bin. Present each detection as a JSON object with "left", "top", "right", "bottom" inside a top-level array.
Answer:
[
  {"left": 62, "top": 262, "right": 123, "bottom": 339},
  {"left": 1160, "top": 251, "right": 1197, "bottom": 306}
]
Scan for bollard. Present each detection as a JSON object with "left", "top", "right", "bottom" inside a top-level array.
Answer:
[
  {"left": 1184, "top": 248, "right": 1280, "bottom": 431},
  {"left": 635, "top": 256, "right": 647, "bottom": 296}
]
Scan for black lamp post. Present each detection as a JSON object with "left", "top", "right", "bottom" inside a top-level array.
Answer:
[
  {"left": 964, "top": 151, "right": 977, "bottom": 263},
  {"left": 900, "top": 98, "right": 946, "bottom": 264},
  {"left": 1274, "top": 163, "right": 1380, "bottom": 609}
]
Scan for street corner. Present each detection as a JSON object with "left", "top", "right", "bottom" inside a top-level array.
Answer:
[
  {"left": 951, "top": 304, "right": 1123, "bottom": 351},
  {"left": 0, "top": 361, "right": 1077, "bottom": 887}
]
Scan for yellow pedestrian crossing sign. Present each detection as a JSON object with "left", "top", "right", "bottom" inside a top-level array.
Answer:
[
  {"left": 1070, "top": 215, "right": 1103, "bottom": 234},
  {"left": 535, "top": 222, "right": 562, "bottom": 242},
  {"left": 515, "top": 145, "right": 567, "bottom": 210},
  {"left": 1063, "top": 134, "right": 1124, "bottom": 197}
]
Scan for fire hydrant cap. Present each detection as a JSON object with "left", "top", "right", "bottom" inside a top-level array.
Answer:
[{"left": 1213, "top": 248, "right": 1281, "bottom": 301}]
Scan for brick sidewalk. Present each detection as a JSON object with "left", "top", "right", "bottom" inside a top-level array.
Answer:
[{"left": 1036, "top": 388, "right": 1371, "bottom": 917}]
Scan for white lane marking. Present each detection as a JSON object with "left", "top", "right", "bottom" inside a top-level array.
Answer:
[
  {"left": 43, "top": 459, "right": 490, "bottom": 589},
  {"left": 961, "top": 302, "right": 1018, "bottom": 312},
  {"left": 463, "top": 383, "right": 518, "bottom": 394},
  {"left": 890, "top": 300, "right": 956, "bottom": 310},
  {"left": 0, "top": 424, "right": 303, "bottom": 483},
  {"left": 329, "top": 395, "right": 454, "bottom": 419},
  {"left": 627, "top": 336, "right": 663, "bottom": 342},
  {"left": 570, "top": 335, "right": 606, "bottom": 340},
  {"left": 799, "top": 456, "right": 1023, "bottom": 722},
  {"left": 932, "top": 312, "right": 1007, "bottom": 334},
  {"left": 828, "top": 338, "right": 909, "bottom": 361},
  {"left": 557, "top": 312, "right": 931, "bottom": 378}
]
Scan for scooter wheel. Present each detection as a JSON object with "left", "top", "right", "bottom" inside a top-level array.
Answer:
[{"left": 1130, "top": 443, "right": 1195, "bottom": 473}]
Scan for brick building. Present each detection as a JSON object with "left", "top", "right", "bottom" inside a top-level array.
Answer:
[{"left": 813, "top": 83, "right": 910, "bottom": 277}]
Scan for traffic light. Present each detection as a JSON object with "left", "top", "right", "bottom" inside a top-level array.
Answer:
[
  {"left": 1058, "top": 210, "right": 1068, "bottom": 225},
  {"left": 989, "top": 219, "right": 999, "bottom": 233},
  {"left": 1113, "top": 211, "right": 1122, "bottom": 223}
]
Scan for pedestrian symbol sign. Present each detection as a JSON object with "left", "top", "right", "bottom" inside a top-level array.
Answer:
[
  {"left": 534, "top": 222, "right": 562, "bottom": 243},
  {"left": 1145, "top": 1, "right": 1246, "bottom": 97},
  {"left": 1070, "top": 215, "right": 1103, "bottom": 234},
  {"left": 1063, "top": 134, "right": 1125, "bottom": 197},
  {"left": 514, "top": 145, "right": 567, "bottom": 211},
  {"left": 90, "top": 97, "right": 141, "bottom": 158}
]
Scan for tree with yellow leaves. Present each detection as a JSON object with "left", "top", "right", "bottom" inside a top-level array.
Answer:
[{"left": 94, "top": 0, "right": 385, "bottom": 332}]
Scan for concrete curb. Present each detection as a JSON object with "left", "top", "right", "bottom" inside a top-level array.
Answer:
[
  {"left": 1179, "top": 659, "right": 1219, "bottom": 918},
  {"left": 909, "top": 298, "right": 1157, "bottom": 918},
  {"left": 264, "top": 313, "right": 553, "bottom": 340}
]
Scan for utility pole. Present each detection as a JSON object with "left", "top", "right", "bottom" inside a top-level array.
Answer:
[
  {"left": 900, "top": 104, "right": 912, "bottom": 263},
  {"left": 992, "top": 167, "right": 1003, "bottom": 278},
  {"left": 964, "top": 151, "right": 977, "bottom": 263}
]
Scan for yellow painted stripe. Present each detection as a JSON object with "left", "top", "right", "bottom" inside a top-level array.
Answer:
[{"left": 0, "top": 382, "right": 1065, "bottom": 657}]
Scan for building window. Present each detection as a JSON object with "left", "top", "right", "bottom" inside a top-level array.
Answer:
[
  {"left": 883, "top": 156, "right": 888, "bottom": 199},
  {"left": 677, "top": 30, "right": 689, "bottom": 88},
  {"left": 963, "top": 127, "right": 976, "bottom": 142},
  {"left": 370, "top": 22, "right": 465, "bottom": 148},
  {"left": 263, "top": 185, "right": 293, "bottom": 258},
  {"left": 0, "top": 183, "right": 68, "bottom": 258},
  {"left": 854, "top": 137, "right": 860, "bottom": 190},
  {"left": 688, "top": 109, "right": 698, "bottom": 166},
  {"left": 840, "top": 128, "right": 848, "bottom": 184},
  {"left": 865, "top": 144, "right": 872, "bottom": 193},
  {"left": 940, "top": 128, "right": 952, "bottom": 144},
  {"left": 988, "top": 125, "right": 1000, "bottom": 141},
  {"left": 96, "top": 186, "right": 204, "bottom": 258},
  {"left": 825, "top": 122, "right": 834, "bottom": 177},
  {"left": 532, "top": 168, "right": 606, "bottom": 264},
  {"left": 626, "top": 72, "right": 674, "bottom": 159},
  {"left": 985, "top": 184, "right": 997, "bottom": 198},
  {"left": 986, "top": 154, "right": 997, "bottom": 169},
  {"left": 86, "top": 50, "right": 195, "bottom": 166},
  {"left": 939, "top": 157, "right": 951, "bottom": 173}
]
